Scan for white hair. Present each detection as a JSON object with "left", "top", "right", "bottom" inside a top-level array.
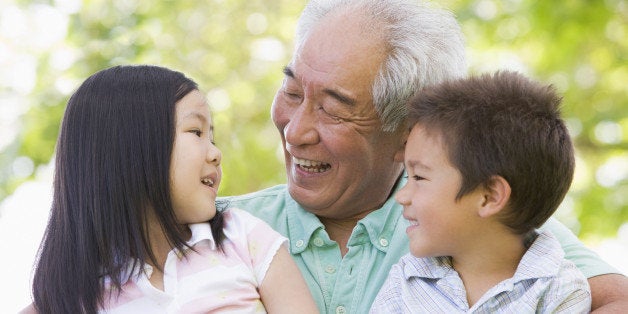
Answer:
[{"left": 294, "top": 0, "right": 467, "bottom": 131}]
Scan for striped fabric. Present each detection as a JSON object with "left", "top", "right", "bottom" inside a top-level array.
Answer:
[
  {"left": 100, "top": 208, "right": 286, "bottom": 313},
  {"left": 370, "top": 231, "right": 591, "bottom": 313}
]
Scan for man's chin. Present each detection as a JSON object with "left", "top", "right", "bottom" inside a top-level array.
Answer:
[{"left": 287, "top": 183, "right": 325, "bottom": 210}]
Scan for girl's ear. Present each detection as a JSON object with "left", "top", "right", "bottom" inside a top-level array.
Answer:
[{"left": 478, "top": 175, "right": 511, "bottom": 218}]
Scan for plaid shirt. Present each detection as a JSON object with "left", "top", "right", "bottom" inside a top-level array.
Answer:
[{"left": 370, "top": 231, "right": 591, "bottom": 313}]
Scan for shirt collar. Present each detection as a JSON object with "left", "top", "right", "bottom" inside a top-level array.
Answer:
[
  {"left": 285, "top": 174, "right": 407, "bottom": 254},
  {"left": 187, "top": 222, "right": 217, "bottom": 250},
  {"left": 513, "top": 230, "right": 563, "bottom": 280},
  {"left": 403, "top": 231, "right": 564, "bottom": 282},
  {"left": 404, "top": 256, "right": 454, "bottom": 280},
  {"left": 285, "top": 194, "right": 325, "bottom": 254},
  {"left": 359, "top": 174, "right": 407, "bottom": 253},
  {"left": 104, "top": 222, "right": 215, "bottom": 287}
]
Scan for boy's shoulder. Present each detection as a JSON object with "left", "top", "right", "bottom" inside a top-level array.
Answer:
[
  {"left": 518, "top": 231, "right": 580, "bottom": 280},
  {"left": 394, "top": 254, "right": 453, "bottom": 281},
  {"left": 525, "top": 231, "right": 590, "bottom": 283}
]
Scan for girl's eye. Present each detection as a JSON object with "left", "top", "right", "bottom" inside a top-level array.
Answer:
[
  {"left": 190, "top": 129, "right": 202, "bottom": 137},
  {"left": 412, "top": 175, "right": 425, "bottom": 181}
]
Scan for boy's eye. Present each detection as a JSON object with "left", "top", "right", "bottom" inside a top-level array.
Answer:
[
  {"left": 412, "top": 175, "right": 425, "bottom": 181},
  {"left": 403, "top": 174, "right": 425, "bottom": 181}
]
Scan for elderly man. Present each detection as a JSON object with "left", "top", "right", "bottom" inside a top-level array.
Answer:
[{"left": 224, "top": 0, "right": 628, "bottom": 312}]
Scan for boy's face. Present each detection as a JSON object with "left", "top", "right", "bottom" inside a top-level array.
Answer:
[
  {"left": 396, "top": 124, "right": 484, "bottom": 258},
  {"left": 170, "top": 90, "right": 222, "bottom": 225}
]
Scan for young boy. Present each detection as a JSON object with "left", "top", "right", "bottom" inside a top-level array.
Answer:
[{"left": 370, "top": 71, "right": 591, "bottom": 313}]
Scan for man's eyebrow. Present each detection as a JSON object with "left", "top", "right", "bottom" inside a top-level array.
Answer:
[
  {"left": 324, "top": 89, "right": 356, "bottom": 106},
  {"left": 283, "top": 65, "right": 356, "bottom": 106}
]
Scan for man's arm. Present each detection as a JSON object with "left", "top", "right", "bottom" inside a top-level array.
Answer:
[
  {"left": 589, "top": 274, "right": 628, "bottom": 313},
  {"left": 540, "top": 218, "right": 627, "bottom": 311}
]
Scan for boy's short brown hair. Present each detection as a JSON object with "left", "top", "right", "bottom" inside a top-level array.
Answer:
[{"left": 407, "top": 71, "right": 575, "bottom": 234}]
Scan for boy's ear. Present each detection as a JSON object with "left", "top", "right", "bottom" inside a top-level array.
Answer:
[{"left": 478, "top": 175, "right": 511, "bottom": 218}]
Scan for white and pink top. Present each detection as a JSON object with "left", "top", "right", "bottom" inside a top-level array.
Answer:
[{"left": 100, "top": 208, "right": 286, "bottom": 313}]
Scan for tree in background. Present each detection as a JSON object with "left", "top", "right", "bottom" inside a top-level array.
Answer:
[{"left": 1, "top": 0, "right": 626, "bottom": 239}]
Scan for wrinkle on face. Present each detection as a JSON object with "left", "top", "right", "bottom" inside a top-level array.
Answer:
[{"left": 272, "top": 8, "right": 404, "bottom": 219}]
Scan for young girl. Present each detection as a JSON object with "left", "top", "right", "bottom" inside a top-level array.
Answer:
[{"left": 26, "top": 65, "right": 317, "bottom": 313}]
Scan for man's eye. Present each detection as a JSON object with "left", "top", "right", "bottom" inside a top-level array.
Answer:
[
  {"left": 285, "top": 91, "right": 302, "bottom": 100},
  {"left": 319, "top": 106, "right": 343, "bottom": 122}
]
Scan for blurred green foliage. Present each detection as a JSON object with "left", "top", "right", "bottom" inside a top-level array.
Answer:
[{"left": 1, "top": 0, "right": 626, "bottom": 239}]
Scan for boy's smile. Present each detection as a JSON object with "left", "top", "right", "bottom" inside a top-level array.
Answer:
[{"left": 396, "top": 124, "right": 485, "bottom": 258}]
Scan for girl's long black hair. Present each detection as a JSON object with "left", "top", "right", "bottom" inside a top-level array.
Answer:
[{"left": 32, "top": 65, "right": 224, "bottom": 313}]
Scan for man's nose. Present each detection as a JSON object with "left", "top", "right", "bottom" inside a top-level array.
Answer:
[{"left": 283, "top": 100, "right": 319, "bottom": 147}]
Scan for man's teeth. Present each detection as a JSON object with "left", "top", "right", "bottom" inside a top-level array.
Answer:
[
  {"left": 294, "top": 158, "right": 331, "bottom": 173},
  {"left": 201, "top": 178, "right": 214, "bottom": 186}
]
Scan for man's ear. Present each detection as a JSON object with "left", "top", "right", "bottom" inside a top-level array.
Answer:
[
  {"left": 393, "top": 127, "right": 410, "bottom": 163},
  {"left": 478, "top": 175, "right": 511, "bottom": 218}
]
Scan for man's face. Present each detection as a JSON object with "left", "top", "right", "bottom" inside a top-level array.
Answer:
[{"left": 271, "top": 13, "right": 405, "bottom": 219}]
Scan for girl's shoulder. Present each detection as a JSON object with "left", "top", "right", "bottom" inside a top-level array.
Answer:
[
  {"left": 222, "top": 206, "right": 257, "bottom": 221},
  {"left": 221, "top": 207, "right": 284, "bottom": 240}
]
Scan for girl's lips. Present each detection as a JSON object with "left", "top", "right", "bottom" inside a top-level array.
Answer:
[
  {"left": 201, "top": 177, "right": 214, "bottom": 187},
  {"left": 201, "top": 172, "right": 219, "bottom": 190}
]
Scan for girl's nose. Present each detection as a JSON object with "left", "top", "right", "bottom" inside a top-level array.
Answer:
[{"left": 207, "top": 144, "right": 221, "bottom": 166}]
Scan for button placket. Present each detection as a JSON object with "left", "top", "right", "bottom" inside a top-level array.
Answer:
[
  {"left": 379, "top": 238, "right": 389, "bottom": 247},
  {"left": 313, "top": 237, "right": 324, "bottom": 247}
]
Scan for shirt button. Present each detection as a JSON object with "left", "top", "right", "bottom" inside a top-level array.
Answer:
[
  {"left": 325, "top": 265, "right": 336, "bottom": 274},
  {"left": 295, "top": 239, "right": 304, "bottom": 248},
  {"left": 379, "top": 238, "right": 389, "bottom": 247},
  {"left": 336, "top": 305, "right": 346, "bottom": 314},
  {"left": 313, "top": 238, "right": 324, "bottom": 247}
]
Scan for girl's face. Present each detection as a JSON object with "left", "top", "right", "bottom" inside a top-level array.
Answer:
[{"left": 170, "top": 90, "right": 222, "bottom": 225}]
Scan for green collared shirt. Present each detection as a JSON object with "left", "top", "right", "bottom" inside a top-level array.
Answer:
[
  {"left": 222, "top": 179, "right": 410, "bottom": 314},
  {"left": 222, "top": 177, "right": 617, "bottom": 314}
]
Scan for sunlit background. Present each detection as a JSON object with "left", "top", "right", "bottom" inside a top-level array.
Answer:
[{"left": 1, "top": 0, "right": 626, "bottom": 312}]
